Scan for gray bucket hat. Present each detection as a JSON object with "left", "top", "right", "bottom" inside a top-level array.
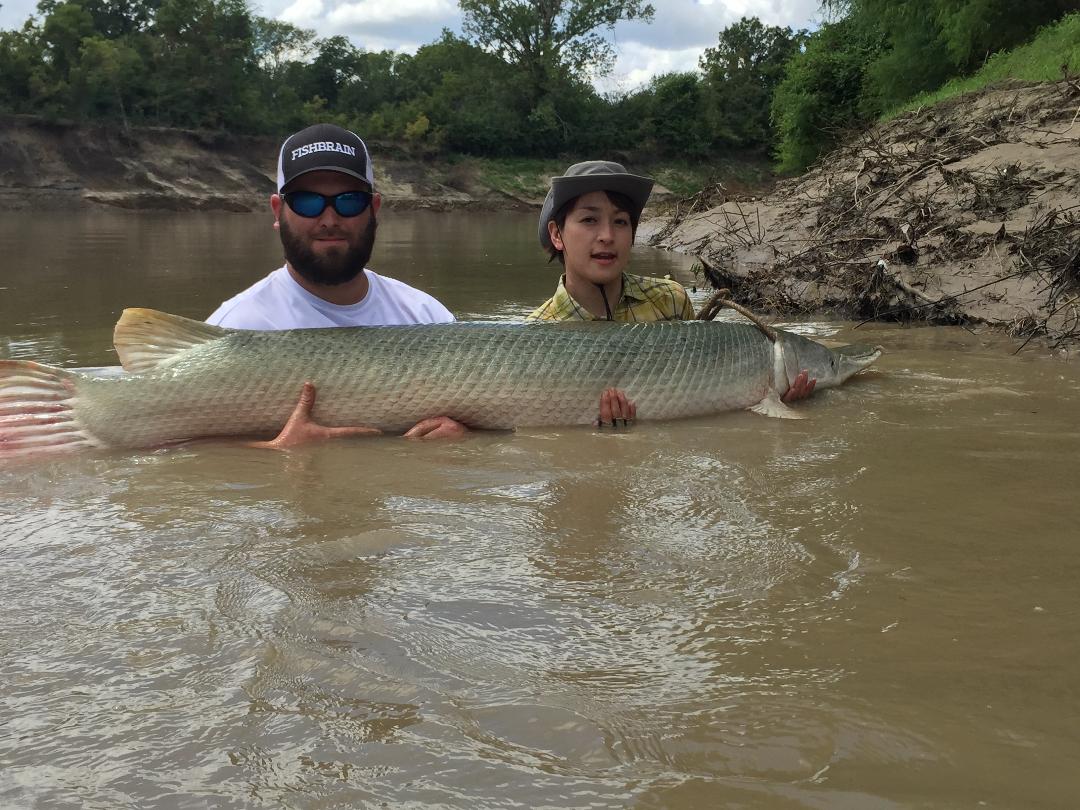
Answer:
[{"left": 538, "top": 160, "right": 654, "bottom": 251}]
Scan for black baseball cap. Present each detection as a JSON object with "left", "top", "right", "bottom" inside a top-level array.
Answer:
[{"left": 276, "top": 123, "right": 375, "bottom": 193}]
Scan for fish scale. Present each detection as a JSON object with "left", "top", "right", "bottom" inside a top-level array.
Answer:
[{"left": 0, "top": 309, "right": 882, "bottom": 455}]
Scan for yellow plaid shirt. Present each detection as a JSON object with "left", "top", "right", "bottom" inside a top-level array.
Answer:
[{"left": 527, "top": 273, "right": 695, "bottom": 322}]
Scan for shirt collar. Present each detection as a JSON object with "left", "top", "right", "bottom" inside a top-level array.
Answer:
[{"left": 556, "top": 273, "right": 647, "bottom": 310}]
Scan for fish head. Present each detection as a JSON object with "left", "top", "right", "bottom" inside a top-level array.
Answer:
[{"left": 779, "top": 331, "right": 883, "bottom": 390}]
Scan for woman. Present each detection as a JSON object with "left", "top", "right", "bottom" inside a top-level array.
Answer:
[
  {"left": 527, "top": 161, "right": 814, "bottom": 418},
  {"left": 528, "top": 161, "right": 695, "bottom": 323},
  {"left": 525, "top": 161, "right": 694, "bottom": 426}
]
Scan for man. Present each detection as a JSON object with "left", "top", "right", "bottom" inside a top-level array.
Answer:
[{"left": 209, "top": 123, "right": 466, "bottom": 445}]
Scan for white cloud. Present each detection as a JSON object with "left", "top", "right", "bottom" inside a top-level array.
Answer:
[
  {"left": 614, "top": 0, "right": 821, "bottom": 52},
  {"left": 280, "top": 0, "right": 326, "bottom": 28},
  {"left": 327, "top": 0, "right": 456, "bottom": 28},
  {"left": 0, "top": 0, "right": 38, "bottom": 30},
  {"left": 696, "top": 0, "right": 754, "bottom": 15},
  {"left": 598, "top": 44, "right": 705, "bottom": 95},
  {"left": 697, "top": 0, "right": 822, "bottom": 25},
  {"left": 358, "top": 37, "right": 427, "bottom": 55}
]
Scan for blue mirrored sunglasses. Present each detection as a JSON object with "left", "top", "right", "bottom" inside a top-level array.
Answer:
[{"left": 283, "top": 190, "right": 372, "bottom": 218}]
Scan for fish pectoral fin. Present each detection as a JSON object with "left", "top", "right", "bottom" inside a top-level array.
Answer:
[
  {"left": 749, "top": 390, "right": 806, "bottom": 420},
  {"left": 114, "top": 308, "right": 229, "bottom": 373}
]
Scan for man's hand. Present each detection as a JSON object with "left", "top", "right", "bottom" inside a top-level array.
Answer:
[
  {"left": 596, "top": 387, "right": 636, "bottom": 428},
  {"left": 782, "top": 370, "right": 817, "bottom": 404},
  {"left": 251, "top": 382, "right": 382, "bottom": 449},
  {"left": 403, "top": 416, "right": 469, "bottom": 440}
]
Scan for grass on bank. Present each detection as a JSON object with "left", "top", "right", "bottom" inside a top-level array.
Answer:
[
  {"left": 649, "top": 157, "right": 775, "bottom": 198},
  {"left": 449, "top": 155, "right": 776, "bottom": 204},
  {"left": 469, "top": 157, "right": 565, "bottom": 200},
  {"left": 889, "top": 12, "right": 1080, "bottom": 117}
]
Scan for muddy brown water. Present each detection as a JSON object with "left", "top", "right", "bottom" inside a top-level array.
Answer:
[{"left": 1, "top": 210, "right": 1078, "bottom": 808}]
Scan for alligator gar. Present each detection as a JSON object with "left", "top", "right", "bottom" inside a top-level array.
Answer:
[{"left": 0, "top": 308, "right": 881, "bottom": 455}]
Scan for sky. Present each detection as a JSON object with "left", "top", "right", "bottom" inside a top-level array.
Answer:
[{"left": 0, "top": 0, "right": 825, "bottom": 92}]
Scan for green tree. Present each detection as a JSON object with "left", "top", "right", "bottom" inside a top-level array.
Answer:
[
  {"left": 72, "top": 34, "right": 142, "bottom": 124},
  {"left": 641, "top": 72, "right": 709, "bottom": 157},
  {"left": 458, "top": 0, "right": 654, "bottom": 107},
  {"left": 41, "top": 1, "right": 94, "bottom": 75},
  {"left": 149, "top": 0, "right": 259, "bottom": 129},
  {"left": 822, "top": 0, "right": 1077, "bottom": 108},
  {"left": 251, "top": 17, "right": 313, "bottom": 79},
  {"left": 391, "top": 32, "right": 530, "bottom": 154},
  {"left": 300, "top": 35, "right": 364, "bottom": 108},
  {"left": 699, "top": 16, "right": 806, "bottom": 150},
  {"left": 27, "top": 1, "right": 97, "bottom": 112},
  {"left": 0, "top": 25, "right": 46, "bottom": 111},
  {"left": 594, "top": 85, "right": 652, "bottom": 152},
  {"left": 770, "top": 17, "right": 885, "bottom": 171},
  {"left": 336, "top": 49, "right": 401, "bottom": 117},
  {"left": 247, "top": 17, "right": 313, "bottom": 129},
  {"left": 36, "top": 0, "right": 160, "bottom": 38}
]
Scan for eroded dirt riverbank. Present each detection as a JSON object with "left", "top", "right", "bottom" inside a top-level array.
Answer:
[
  {"left": 645, "top": 79, "right": 1080, "bottom": 354},
  {"left": 0, "top": 116, "right": 546, "bottom": 213}
]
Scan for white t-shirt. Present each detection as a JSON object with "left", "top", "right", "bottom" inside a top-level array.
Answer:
[{"left": 207, "top": 266, "right": 454, "bottom": 329}]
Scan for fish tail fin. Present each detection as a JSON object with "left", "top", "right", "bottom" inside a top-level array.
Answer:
[
  {"left": 114, "top": 308, "right": 228, "bottom": 373},
  {"left": 0, "top": 360, "right": 98, "bottom": 456}
]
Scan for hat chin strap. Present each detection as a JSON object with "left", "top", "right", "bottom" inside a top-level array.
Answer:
[{"left": 595, "top": 282, "right": 614, "bottom": 320}]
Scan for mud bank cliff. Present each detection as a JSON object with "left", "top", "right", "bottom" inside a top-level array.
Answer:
[
  {"left": 0, "top": 116, "right": 534, "bottom": 212},
  {"left": 645, "top": 79, "right": 1080, "bottom": 353}
]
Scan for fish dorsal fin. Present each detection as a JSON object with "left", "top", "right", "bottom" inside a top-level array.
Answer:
[{"left": 114, "top": 308, "right": 229, "bottom": 373}]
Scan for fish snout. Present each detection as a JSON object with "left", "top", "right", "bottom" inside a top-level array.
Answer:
[{"left": 835, "top": 343, "right": 883, "bottom": 381}]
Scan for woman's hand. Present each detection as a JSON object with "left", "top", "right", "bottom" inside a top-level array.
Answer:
[
  {"left": 595, "top": 387, "right": 636, "bottom": 428},
  {"left": 781, "top": 370, "right": 817, "bottom": 404},
  {"left": 404, "top": 416, "right": 469, "bottom": 440}
]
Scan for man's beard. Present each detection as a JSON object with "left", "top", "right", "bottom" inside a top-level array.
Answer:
[{"left": 279, "top": 214, "right": 377, "bottom": 286}]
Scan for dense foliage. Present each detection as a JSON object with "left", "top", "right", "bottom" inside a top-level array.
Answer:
[
  {"left": 0, "top": 0, "right": 1077, "bottom": 171},
  {"left": 771, "top": 0, "right": 1080, "bottom": 170}
]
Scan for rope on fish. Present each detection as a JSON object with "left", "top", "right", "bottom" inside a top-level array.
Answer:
[
  {"left": 694, "top": 256, "right": 778, "bottom": 343},
  {"left": 700, "top": 296, "right": 779, "bottom": 343}
]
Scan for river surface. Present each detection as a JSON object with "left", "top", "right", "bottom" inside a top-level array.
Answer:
[{"left": 1, "top": 210, "right": 1078, "bottom": 808}]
